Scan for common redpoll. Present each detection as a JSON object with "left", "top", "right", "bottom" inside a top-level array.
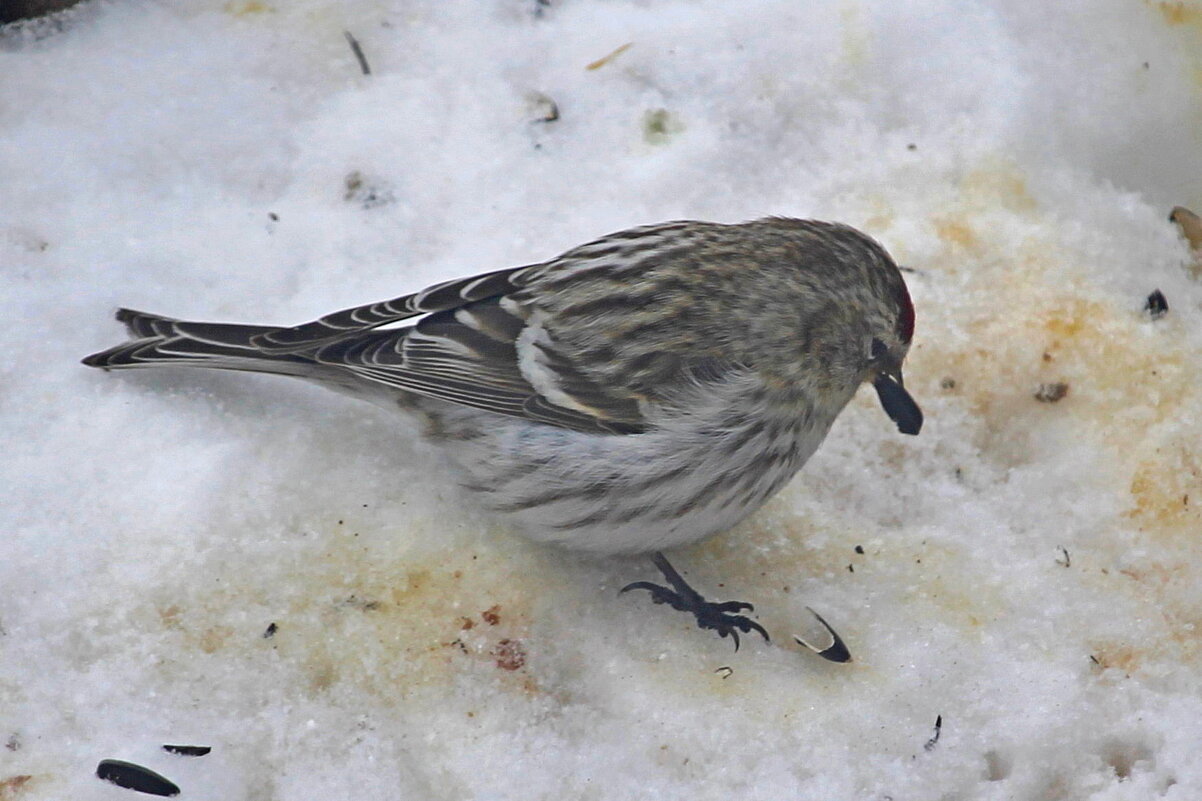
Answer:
[{"left": 84, "top": 217, "right": 921, "bottom": 648}]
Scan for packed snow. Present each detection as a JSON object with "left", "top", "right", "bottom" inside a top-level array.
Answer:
[{"left": 2, "top": 1, "right": 1202, "bottom": 799}]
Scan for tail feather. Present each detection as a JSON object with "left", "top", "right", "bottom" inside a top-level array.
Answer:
[
  {"left": 83, "top": 308, "right": 317, "bottom": 378},
  {"left": 115, "top": 308, "right": 180, "bottom": 339}
]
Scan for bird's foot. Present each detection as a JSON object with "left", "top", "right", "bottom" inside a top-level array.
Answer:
[{"left": 621, "top": 551, "right": 769, "bottom": 651}]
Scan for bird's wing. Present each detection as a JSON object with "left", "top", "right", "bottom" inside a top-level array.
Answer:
[
  {"left": 252, "top": 264, "right": 543, "bottom": 353},
  {"left": 312, "top": 297, "right": 647, "bottom": 435},
  {"left": 86, "top": 222, "right": 742, "bottom": 435},
  {"left": 252, "top": 221, "right": 719, "bottom": 433},
  {"left": 255, "top": 219, "right": 707, "bottom": 353}
]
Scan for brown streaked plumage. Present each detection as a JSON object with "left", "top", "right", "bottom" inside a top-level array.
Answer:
[{"left": 84, "top": 218, "right": 921, "bottom": 558}]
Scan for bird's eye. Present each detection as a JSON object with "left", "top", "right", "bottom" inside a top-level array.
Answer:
[{"left": 870, "top": 338, "right": 888, "bottom": 362}]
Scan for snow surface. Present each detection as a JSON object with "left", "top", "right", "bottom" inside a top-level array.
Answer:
[{"left": 3, "top": 1, "right": 1202, "bottom": 799}]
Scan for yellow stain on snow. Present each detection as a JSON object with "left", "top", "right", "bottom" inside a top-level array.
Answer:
[
  {"left": 140, "top": 526, "right": 553, "bottom": 707},
  {"left": 277, "top": 552, "right": 540, "bottom": 699},
  {"left": 859, "top": 196, "right": 896, "bottom": 233},
  {"left": 931, "top": 162, "right": 1038, "bottom": 260},
  {"left": 1148, "top": 2, "right": 1202, "bottom": 94},
  {"left": 932, "top": 217, "right": 981, "bottom": 253},
  {"left": 839, "top": 1, "right": 869, "bottom": 69},
  {"left": 197, "top": 625, "right": 234, "bottom": 654},
  {"left": 908, "top": 156, "right": 1202, "bottom": 673},
  {"left": 1153, "top": 1, "right": 1202, "bottom": 28},
  {"left": 1089, "top": 642, "right": 1143, "bottom": 675},
  {"left": 0, "top": 775, "right": 34, "bottom": 801},
  {"left": 961, "top": 165, "right": 1038, "bottom": 213},
  {"left": 224, "top": 1, "right": 274, "bottom": 15},
  {"left": 933, "top": 287, "right": 1196, "bottom": 468},
  {"left": 1126, "top": 448, "right": 1201, "bottom": 534}
]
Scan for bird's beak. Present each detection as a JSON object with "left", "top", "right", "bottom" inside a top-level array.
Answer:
[{"left": 873, "top": 369, "right": 923, "bottom": 435}]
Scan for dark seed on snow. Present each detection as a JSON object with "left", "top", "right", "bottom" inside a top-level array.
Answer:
[
  {"left": 162, "top": 744, "right": 211, "bottom": 757},
  {"left": 1144, "top": 289, "right": 1168, "bottom": 319},
  {"left": 96, "top": 760, "right": 180, "bottom": 797}
]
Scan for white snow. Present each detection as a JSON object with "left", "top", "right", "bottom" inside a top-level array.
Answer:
[{"left": 3, "top": 0, "right": 1202, "bottom": 799}]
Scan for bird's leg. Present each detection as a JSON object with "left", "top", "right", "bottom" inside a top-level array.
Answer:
[{"left": 621, "top": 551, "right": 770, "bottom": 650}]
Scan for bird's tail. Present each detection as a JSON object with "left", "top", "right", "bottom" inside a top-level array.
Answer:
[{"left": 82, "top": 308, "right": 320, "bottom": 378}]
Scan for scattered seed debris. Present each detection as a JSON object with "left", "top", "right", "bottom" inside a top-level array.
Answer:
[
  {"left": 586, "top": 41, "right": 632, "bottom": 71},
  {"left": 793, "top": 607, "right": 852, "bottom": 663},
  {"left": 481, "top": 605, "right": 501, "bottom": 625},
  {"left": 262, "top": 622, "right": 277, "bottom": 638},
  {"left": 1035, "top": 382, "right": 1069, "bottom": 403},
  {"left": 343, "top": 595, "right": 381, "bottom": 612},
  {"left": 854, "top": 545, "right": 865, "bottom": 555},
  {"left": 642, "top": 108, "right": 683, "bottom": 145},
  {"left": 96, "top": 760, "right": 180, "bottom": 797},
  {"left": 0, "top": 775, "right": 32, "bottom": 795},
  {"left": 1144, "top": 289, "right": 1168, "bottom": 319},
  {"left": 847, "top": 564, "right": 854, "bottom": 573},
  {"left": 924, "top": 715, "right": 943, "bottom": 751},
  {"left": 492, "top": 638, "right": 526, "bottom": 671},
  {"left": 525, "top": 91, "right": 559, "bottom": 123},
  {"left": 343, "top": 171, "right": 395, "bottom": 209},
  {"left": 1056, "top": 547, "right": 1071, "bottom": 568},
  {"left": 1170, "top": 206, "right": 1201, "bottom": 250},
  {"left": 714, "top": 666, "right": 733, "bottom": 679},
  {"left": 4, "top": 227, "right": 49, "bottom": 252},
  {"left": 343, "top": 30, "right": 370, "bottom": 75},
  {"left": 162, "top": 744, "right": 211, "bottom": 757},
  {"left": 907, "top": 143, "right": 917, "bottom": 151}
]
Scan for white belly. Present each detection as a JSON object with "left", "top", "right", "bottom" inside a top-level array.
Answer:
[{"left": 428, "top": 379, "right": 837, "bottom": 554}]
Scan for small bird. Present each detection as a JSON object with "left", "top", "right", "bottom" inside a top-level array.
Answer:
[{"left": 84, "top": 217, "right": 922, "bottom": 647}]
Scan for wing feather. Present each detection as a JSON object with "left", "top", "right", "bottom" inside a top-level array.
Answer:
[
  {"left": 305, "top": 297, "right": 648, "bottom": 435},
  {"left": 206, "top": 222, "right": 721, "bottom": 433},
  {"left": 253, "top": 263, "right": 542, "bottom": 353}
]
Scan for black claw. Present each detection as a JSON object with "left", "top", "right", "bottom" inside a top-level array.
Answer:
[
  {"left": 621, "top": 579, "right": 683, "bottom": 609},
  {"left": 622, "top": 552, "right": 771, "bottom": 649},
  {"left": 740, "top": 617, "right": 770, "bottom": 644},
  {"left": 620, "top": 580, "right": 672, "bottom": 599}
]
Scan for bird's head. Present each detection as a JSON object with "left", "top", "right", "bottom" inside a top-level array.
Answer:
[{"left": 733, "top": 219, "right": 923, "bottom": 435}]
